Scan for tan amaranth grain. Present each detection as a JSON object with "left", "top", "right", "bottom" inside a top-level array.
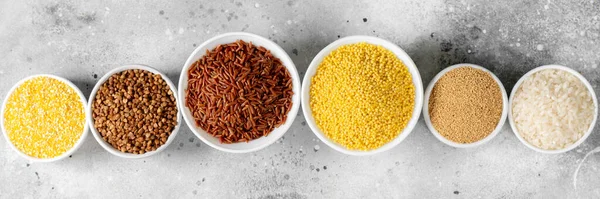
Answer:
[{"left": 428, "top": 67, "right": 503, "bottom": 144}]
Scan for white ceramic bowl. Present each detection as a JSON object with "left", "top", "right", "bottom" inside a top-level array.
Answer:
[
  {"left": 508, "top": 65, "right": 598, "bottom": 154},
  {"left": 301, "top": 35, "right": 424, "bottom": 156},
  {"left": 423, "top": 63, "right": 508, "bottom": 148},
  {"left": 1, "top": 74, "right": 89, "bottom": 162},
  {"left": 87, "top": 65, "right": 182, "bottom": 158},
  {"left": 178, "top": 32, "right": 301, "bottom": 153}
]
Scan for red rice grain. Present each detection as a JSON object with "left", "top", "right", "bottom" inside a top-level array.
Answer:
[{"left": 185, "top": 40, "right": 294, "bottom": 143}]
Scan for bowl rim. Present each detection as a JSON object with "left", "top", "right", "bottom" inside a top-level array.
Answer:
[
  {"left": 300, "top": 35, "right": 424, "bottom": 156},
  {"left": 422, "top": 63, "right": 509, "bottom": 148},
  {"left": 87, "top": 64, "right": 182, "bottom": 158},
  {"left": 508, "top": 64, "right": 598, "bottom": 154},
  {"left": 1, "top": 74, "right": 89, "bottom": 162},
  {"left": 177, "top": 32, "right": 301, "bottom": 153}
]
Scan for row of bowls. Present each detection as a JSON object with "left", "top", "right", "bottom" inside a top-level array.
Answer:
[
  {"left": 424, "top": 64, "right": 598, "bottom": 154},
  {"left": 1, "top": 32, "right": 597, "bottom": 162}
]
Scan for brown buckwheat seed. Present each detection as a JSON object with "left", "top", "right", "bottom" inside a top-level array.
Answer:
[{"left": 92, "top": 69, "right": 178, "bottom": 154}]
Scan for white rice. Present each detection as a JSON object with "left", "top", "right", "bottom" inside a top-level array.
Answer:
[{"left": 512, "top": 69, "right": 595, "bottom": 150}]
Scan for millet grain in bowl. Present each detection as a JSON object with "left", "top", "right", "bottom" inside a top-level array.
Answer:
[
  {"left": 92, "top": 69, "right": 178, "bottom": 154},
  {"left": 185, "top": 40, "right": 293, "bottom": 144},
  {"left": 512, "top": 69, "right": 595, "bottom": 150},
  {"left": 309, "top": 42, "right": 415, "bottom": 151},
  {"left": 428, "top": 66, "right": 503, "bottom": 144},
  {"left": 3, "top": 76, "right": 86, "bottom": 159}
]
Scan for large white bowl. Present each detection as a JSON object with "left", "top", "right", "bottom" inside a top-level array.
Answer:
[
  {"left": 423, "top": 63, "right": 508, "bottom": 148},
  {"left": 301, "top": 35, "right": 424, "bottom": 156},
  {"left": 1, "top": 74, "right": 89, "bottom": 162},
  {"left": 509, "top": 65, "right": 598, "bottom": 154},
  {"left": 178, "top": 32, "right": 301, "bottom": 153},
  {"left": 87, "top": 65, "right": 182, "bottom": 158}
]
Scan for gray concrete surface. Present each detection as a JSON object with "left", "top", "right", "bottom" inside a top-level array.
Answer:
[{"left": 1, "top": 0, "right": 599, "bottom": 198}]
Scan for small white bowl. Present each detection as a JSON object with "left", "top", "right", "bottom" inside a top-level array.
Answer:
[
  {"left": 508, "top": 65, "right": 598, "bottom": 154},
  {"left": 1, "top": 74, "right": 89, "bottom": 162},
  {"left": 178, "top": 32, "right": 301, "bottom": 153},
  {"left": 301, "top": 35, "right": 424, "bottom": 156},
  {"left": 87, "top": 65, "right": 182, "bottom": 158},
  {"left": 423, "top": 63, "right": 508, "bottom": 148}
]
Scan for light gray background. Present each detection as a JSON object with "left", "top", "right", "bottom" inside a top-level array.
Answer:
[{"left": 1, "top": 0, "right": 599, "bottom": 198}]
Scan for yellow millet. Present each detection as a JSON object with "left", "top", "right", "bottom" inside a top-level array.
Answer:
[
  {"left": 3, "top": 76, "right": 85, "bottom": 159},
  {"left": 310, "top": 42, "right": 415, "bottom": 151}
]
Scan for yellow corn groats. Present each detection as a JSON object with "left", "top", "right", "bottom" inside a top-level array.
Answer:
[{"left": 3, "top": 76, "right": 85, "bottom": 158}]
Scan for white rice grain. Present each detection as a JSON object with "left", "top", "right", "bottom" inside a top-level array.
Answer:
[{"left": 512, "top": 69, "right": 595, "bottom": 150}]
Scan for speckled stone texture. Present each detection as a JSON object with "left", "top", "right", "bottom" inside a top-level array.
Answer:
[{"left": 1, "top": 0, "right": 599, "bottom": 198}]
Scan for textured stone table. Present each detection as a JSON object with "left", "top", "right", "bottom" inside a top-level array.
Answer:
[{"left": 1, "top": 0, "right": 599, "bottom": 198}]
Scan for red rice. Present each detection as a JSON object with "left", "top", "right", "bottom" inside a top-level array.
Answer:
[{"left": 185, "top": 40, "right": 293, "bottom": 143}]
